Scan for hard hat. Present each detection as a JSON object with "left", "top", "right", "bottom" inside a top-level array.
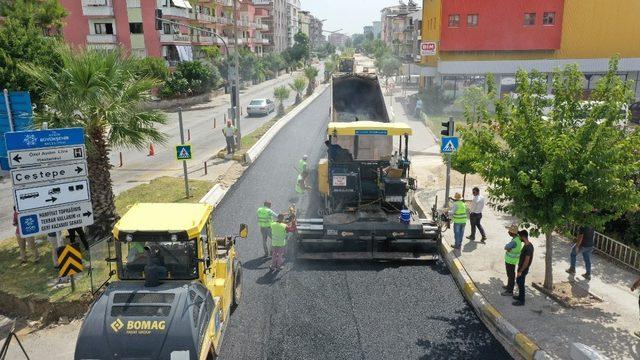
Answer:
[{"left": 303, "top": 155, "right": 308, "bottom": 160}]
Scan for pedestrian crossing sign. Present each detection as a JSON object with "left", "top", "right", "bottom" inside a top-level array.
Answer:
[
  {"left": 441, "top": 136, "right": 459, "bottom": 153},
  {"left": 176, "top": 145, "right": 192, "bottom": 160}
]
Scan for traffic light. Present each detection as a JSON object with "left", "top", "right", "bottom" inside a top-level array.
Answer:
[
  {"left": 155, "top": 9, "right": 163, "bottom": 31},
  {"left": 441, "top": 117, "right": 455, "bottom": 136}
]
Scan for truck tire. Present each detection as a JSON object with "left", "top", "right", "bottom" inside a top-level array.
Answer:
[{"left": 232, "top": 260, "right": 242, "bottom": 311}]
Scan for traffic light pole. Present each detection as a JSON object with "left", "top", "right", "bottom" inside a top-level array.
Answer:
[{"left": 441, "top": 117, "right": 455, "bottom": 208}]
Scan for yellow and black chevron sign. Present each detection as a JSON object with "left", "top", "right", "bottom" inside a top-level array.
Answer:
[{"left": 57, "top": 244, "right": 83, "bottom": 277}]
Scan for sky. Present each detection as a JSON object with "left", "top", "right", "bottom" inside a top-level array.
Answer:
[{"left": 301, "top": 0, "right": 401, "bottom": 36}]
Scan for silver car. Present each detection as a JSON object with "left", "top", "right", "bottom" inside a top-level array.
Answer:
[{"left": 246, "top": 98, "right": 275, "bottom": 116}]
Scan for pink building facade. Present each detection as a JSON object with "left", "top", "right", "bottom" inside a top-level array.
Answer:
[{"left": 60, "top": 0, "right": 269, "bottom": 65}]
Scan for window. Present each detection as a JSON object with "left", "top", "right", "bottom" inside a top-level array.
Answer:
[
  {"left": 524, "top": 13, "right": 536, "bottom": 26},
  {"left": 163, "top": 23, "right": 171, "bottom": 34},
  {"left": 129, "top": 22, "right": 143, "bottom": 34},
  {"left": 448, "top": 14, "right": 460, "bottom": 27},
  {"left": 543, "top": 12, "right": 555, "bottom": 25},
  {"left": 94, "top": 22, "right": 113, "bottom": 35},
  {"left": 467, "top": 14, "right": 478, "bottom": 27}
]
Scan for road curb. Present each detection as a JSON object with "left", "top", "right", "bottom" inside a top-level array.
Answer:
[
  {"left": 244, "top": 84, "right": 329, "bottom": 164},
  {"left": 199, "top": 183, "right": 229, "bottom": 207},
  {"left": 414, "top": 195, "right": 551, "bottom": 360}
]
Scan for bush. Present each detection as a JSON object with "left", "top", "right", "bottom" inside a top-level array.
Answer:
[
  {"left": 131, "top": 57, "right": 169, "bottom": 81},
  {"left": 160, "top": 60, "right": 221, "bottom": 98},
  {"left": 419, "top": 84, "right": 453, "bottom": 115}
]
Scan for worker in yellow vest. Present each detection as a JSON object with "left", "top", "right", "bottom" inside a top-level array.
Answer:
[
  {"left": 448, "top": 193, "right": 467, "bottom": 249},
  {"left": 257, "top": 201, "right": 278, "bottom": 257},
  {"left": 502, "top": 224, "right": 523, "bottom": 296},
  {"left": 270, "top": 214, "right": 287, "bottom": 271}
]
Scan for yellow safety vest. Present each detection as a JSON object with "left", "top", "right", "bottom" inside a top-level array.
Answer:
[
  {"left": 271, "top": 222, "right": 287, "bottom": 247},
  {"left": 452, "top": 200, "right": 467, "bottom": 224},
  {"left": 505, "top": 236, "right": 523, "bottom": 265},
  {"left": 257, "top": 207, "right": 273, "bottom": 228}
]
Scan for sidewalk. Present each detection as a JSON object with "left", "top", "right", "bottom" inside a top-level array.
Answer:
[
  {"left": 384, "top": 86, "right": 640, "bottom": 359},
  {"left": 419, "top": 188, "right": 639, "bottom": 359}
]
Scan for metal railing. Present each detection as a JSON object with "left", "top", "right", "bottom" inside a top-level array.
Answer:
[{"left": 570, "top": 225, "right": 640, "bottom": 272}]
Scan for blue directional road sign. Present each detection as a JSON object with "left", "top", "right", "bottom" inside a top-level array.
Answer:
[
  {"left": 441, "top": 136, "right": 459, "bottom": 153},
  {"left": 176, "top": 145, "right": 192, "bottom": 160},
  {"left": 4, "top": 128, "right": 85, "bottom": 151}
]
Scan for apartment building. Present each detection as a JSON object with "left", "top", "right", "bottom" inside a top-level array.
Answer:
[
  {"left": 298, "top": 10, "right": 310, "bottom": 37},
  {"left": 253, "top": 0, "right": 287, "bottom": 53},
  {"left": 308, "top": 15, "right": 324, "bottom": 49},
  {"left": 420, "top": 0, "right": 640, "bottom": 99},
  {"left": 328, "top": 32, "right": 348, "bottom": 48},
  {"left": 59, "top": 0, "right": 270, "bottom": 66},
  {"left": 380, "top": 1, "right": 421, "bottom": 59},
  {"left": 286, "top": 0, "right": 300, "bottom": 47}
]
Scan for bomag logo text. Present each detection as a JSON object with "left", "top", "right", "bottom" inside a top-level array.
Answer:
[{"left": 126, "top": 320, "right": 166, "bottom": 331}]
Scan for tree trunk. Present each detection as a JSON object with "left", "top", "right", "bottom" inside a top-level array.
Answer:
[
  {"left": 462, "top": 173, "right": 467, "bottom": 198},
  {"left": 306, "top": 80, "right": 315, "bottom": 96},
  {"left": 86, "top": 125, "right": 117, "bottom": 239},
  {"left": 278, "top": 103, "right": 285, "bottom": 115},
  {"left": 543, "top": 231, "right": 554, "bottom": 290},
  {"left": 295, "top": 94, "right": 301, "bottom": 104}
]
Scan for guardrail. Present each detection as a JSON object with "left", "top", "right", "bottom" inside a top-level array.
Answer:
[{"left": 571, "top": 225, "right": 640, "bottom": 272}]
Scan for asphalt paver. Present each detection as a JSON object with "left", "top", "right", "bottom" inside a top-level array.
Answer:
[{"left": 213, "top": 89, "right": 510, "bottom": 360}]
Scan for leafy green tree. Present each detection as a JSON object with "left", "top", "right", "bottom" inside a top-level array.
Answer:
[
  {"left": 21, "top": 49, "right": 167, "bottom": 236},
  {"left": 456, "top": 86, "right": 491, "bottom": 124},
  {"left": 419, "top": 84, "right": 453, "bottom": 115},
  {"left": 291, "top": 31, "right": 310, "bottom": 65},
  {"left": 323, "top": 59, "right": 336, "bottom": 82},
  {"left": 289, "top": 77, "right": 306, "bottom": 104},
  {"left": 351, "top": 34, "right": 366, "bottom": 50},
  {"left": 0, "top": 0, "right": 67, "bottom": 33},
  {"left": 161, "top": 60, "right": 220, "bottom": 98},
  {"left": 376, "top": 55, "right": 401, "bottom": 80},
  {"left": 274, "top": 85, "right": 290, "bottom": 115},
  {"left": 261, "top": 52, "right": 285, "bottom": 78},
  {"left": 304, "top": 66, "right": 319, "bottom": 96},
  {"left": 459, "top": 58, "right": 640, "bottom": 290},
  {"left": 0, "top": 8, "right": 63, "bottom": 106}
]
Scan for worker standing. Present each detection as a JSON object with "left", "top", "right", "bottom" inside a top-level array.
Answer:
[
  {"left": 448, "top": 193, "right": 467, "bottom": 249},
  {"left": 222, "top": 121, "right": 237, "bottom": 155},
  {"left": 295, "top": 174, "right": 305, "bottom": 194},
  {"left": 296, "top": 155, "right": 310, "bottom": 190},
  {"left": 501, "top": 224, "right": 523, "bottom": 296},
  {"left": 467, "top": 187, "right": 487, "bottom": 243},
  {"left": 296, "top": 155, "right": 308, "bottom": 175},
  {"left": 257, "top": 201, "right": 278, "bottom": 257},
  {"left": 270, "top": 214, "right": 287, "bottom": 270}
]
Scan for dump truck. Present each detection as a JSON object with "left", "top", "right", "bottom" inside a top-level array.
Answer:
[
  {"left": 295, "top": 67, "right": 441, "bottom": 260},
  {"left": 75, "top": 203, "right": 246, "bottom": 360}
]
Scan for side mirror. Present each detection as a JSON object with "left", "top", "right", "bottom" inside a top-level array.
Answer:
[{"left": 239, "top": 223, "right": 248, "bottom": 238}]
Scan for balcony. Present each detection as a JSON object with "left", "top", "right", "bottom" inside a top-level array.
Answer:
[
  {"left": 160, "top": 33, "right": 191, "bottom": 44},
  {"left": 192, "top": 35, "right": 214, "bottom": 44},
  {"left": 196, "top": 13, "right": 216, "bottom": 23},
  {"left": 82, "top": 0, "right": 114, "bottom": 17},
  {"left": 162, "top": 6, "right": 190, "bottom": 19},
  {"left": 87, "top": 34, "right": 116, "bottom": 43}
]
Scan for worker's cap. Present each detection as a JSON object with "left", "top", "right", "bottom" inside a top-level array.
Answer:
[
  {"left": 505, "top": 224, "right": 519, "bottom": 233},
  {"left": 303, "top": 155, "right": 308, "bottom": 160},
  {"left": 227, "top": 120, "right": 232, "bottom": 125},
  {"left": 453, "top": 193, "right": 462, "bottom": 200}
]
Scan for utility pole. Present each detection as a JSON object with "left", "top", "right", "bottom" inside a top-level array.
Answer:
[
  {"left": 232, "top": 0, "right": 241, "bottom": 146},
  {"left": 178, "top": 107, "right": 190, "bottom": 198},
  {"left": 441, "top": 117, "right": 455, "bottom": 208}
]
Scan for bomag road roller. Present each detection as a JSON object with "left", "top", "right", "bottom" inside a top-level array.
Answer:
[
  {"left": 75, "top": 203, "right": 247, "bottom": 360},
  {"left": 295, "top": 68, "right": 441, "bottom": 260}
]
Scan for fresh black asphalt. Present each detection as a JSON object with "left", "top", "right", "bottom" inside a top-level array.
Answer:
[{"left": 212, "top": 89, "right": 511, "bottom": 360}]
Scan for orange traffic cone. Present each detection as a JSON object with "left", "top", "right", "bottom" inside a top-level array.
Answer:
[{"left": 148, "top": 143, "right": 155, "bottom": 156}]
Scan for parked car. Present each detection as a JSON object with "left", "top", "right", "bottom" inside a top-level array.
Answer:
[{"left": 247, "top": 98, "right": 275, "bottom": 116}]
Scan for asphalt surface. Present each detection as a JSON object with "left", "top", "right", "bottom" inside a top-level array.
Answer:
[{"left": 213, "top": 89, "right": 511, "bottom": 360}]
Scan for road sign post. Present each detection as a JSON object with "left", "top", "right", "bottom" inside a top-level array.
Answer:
[
  {"left": 440, "top": 136, "right": 459, "bottom": 207},
  {"left": 5, "top": 126, "right": 94, "bottom": 238},
  {"left": 178, "top": 107, "right": 190, "bottom": 198}
]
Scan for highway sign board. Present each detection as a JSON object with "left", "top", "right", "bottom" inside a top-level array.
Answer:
[
  {"left": 176, "top": 144, "right": 192, "bottom": 160},
  {"left": 10, "top": 161, "right": 88, "bottom": 186},
  {"left": 4, "top": 127, "right": 84, "bottom": 151},
  {"left": 441, "top": 136, "right": 459, "bottom": 153},
  {"left": 18, "top": 201, "right": 94, "bottom": 237},
  {"left": 14, "top": 179, "right": 90, "bottom": 212},
  {"left": 8, "top": 145, "right": 85, "bottom": 168},
  {"left": 56, "top": 244, "right": 84, "bottom": 277}
]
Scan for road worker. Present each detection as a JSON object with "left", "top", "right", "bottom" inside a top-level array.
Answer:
[
  {"left": 257, "top": 201, "right": 278, "bottom": 257},
  {"left": 448, "top": 193, "right": 467, "bottom": 249},
  {"left": 270, "top": 214, "right": 287, "bottom": 271}
]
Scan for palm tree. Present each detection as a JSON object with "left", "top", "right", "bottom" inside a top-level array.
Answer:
[
  {"left": 304, "top": 66, "right": 319, "bottom": 96},
  {"left": 289, "top": 77, "right": 306, "bottom": 104},
  {"left": 323, "top": 60, "right": 336, "bottom": 83},
  {"left": 20, "top": 48, "right": 167, "bottom": 237},
  {"left": 273, "top": 85, "right": 290, "bottom": 115}
]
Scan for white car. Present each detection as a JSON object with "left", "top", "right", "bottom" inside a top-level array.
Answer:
[{"left": 246, "top": 98, "right": 275, "bottom": 116}]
